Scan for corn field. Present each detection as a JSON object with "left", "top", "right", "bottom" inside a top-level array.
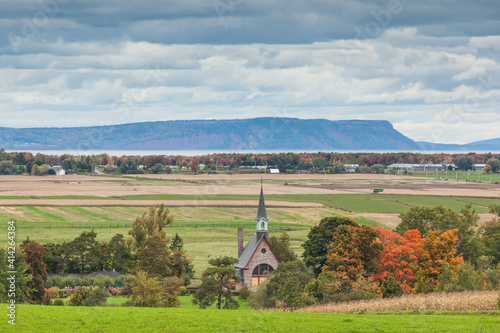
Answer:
[{"left": 298, "top": 291, "right": 500, "bottom": 313}]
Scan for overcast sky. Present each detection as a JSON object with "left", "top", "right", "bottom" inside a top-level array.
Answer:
[{"left": 1, "top": 0, "right": 499, "bottom": 144}]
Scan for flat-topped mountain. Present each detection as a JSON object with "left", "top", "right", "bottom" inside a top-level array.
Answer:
[{"left": 0, "top": 118, "right": 421, "bottom": 150}]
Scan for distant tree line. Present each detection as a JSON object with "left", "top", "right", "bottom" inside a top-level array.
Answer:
[{"left": 1, "top": 148, "right": 499, "bottom": 175}]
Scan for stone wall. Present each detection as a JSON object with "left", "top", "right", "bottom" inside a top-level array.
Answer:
[{"left": 236, "top": 237, "right": 279, "bottom": 290}]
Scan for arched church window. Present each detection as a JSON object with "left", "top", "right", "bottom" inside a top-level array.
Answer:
[{"left": 251, "top": 264, "right": 274, "bottom": 286}]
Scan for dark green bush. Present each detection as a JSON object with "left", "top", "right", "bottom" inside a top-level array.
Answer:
[
  {"left": 238, "top": 283, "right": 251, "bottom": 301},
  {"left": 67, "top": 287, "right": 109, "bottom": 306},
  {"left": 381, "top": 276, "right": 404, "bottom": 298},
  {"left": 53, "top": 299, "right": 65, "bottom": 306}
]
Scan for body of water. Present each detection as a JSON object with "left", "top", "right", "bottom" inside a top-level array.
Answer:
[{"left": 5, "top": 149, "right": 500, "bottom": 156}]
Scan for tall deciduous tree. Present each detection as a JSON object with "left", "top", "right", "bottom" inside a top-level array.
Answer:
[
  {"left": 479, "top": 218, "right": 500, "bottom": 265},
  {"left": 456, "top": 156, "right": 474, "bottom": 171},
  {"left": 416, "top": 229, "right": 463, "bottom": 293},
  {"left": 324, "top": 224, "right": 383, "bottom": 280},
  {"left": 64, "top": 230, "right": 99, "bottom": 273},
  {"left": 193, "top": 256, "right": 240, "bottom": 310},
  {"left": 22, "top": 241, "right": 48, "bottom": 304},
  {"left": 302, "top": 217, "right": 356, "bottom": 276},
  {"left": 373, "top": 228, "right": 423, "bottom": 294},
  {"left": 129, "top": 204, "right": 174, "bottom": 277},
  {"left": 396, "top": 205, "right": 479, "bottom": 247}
]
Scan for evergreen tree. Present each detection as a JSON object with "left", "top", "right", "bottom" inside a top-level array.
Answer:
[
  {"left": 193, "top": 257, "right": 240, "bottom": 310},
  {"left": 269, "top": 233, "right": 298, "bottom": 262}
]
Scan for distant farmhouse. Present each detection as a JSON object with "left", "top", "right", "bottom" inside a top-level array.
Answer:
[
  {"left": 50, "top": 166, "right": 66, "bottom": 176},
  {"left": 387, "top": 163, "right": 486, "bottom": 171},
  {"left": 235, "top": 186, "right": 279, "bottom": 290}
]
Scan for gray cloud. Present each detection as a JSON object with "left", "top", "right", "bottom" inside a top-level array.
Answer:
[{"left": 0, "top": 1, "right": 499, "bottom": 144}]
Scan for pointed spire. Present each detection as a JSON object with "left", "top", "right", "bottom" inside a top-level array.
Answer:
[{"left": 255, "top": 181, "right": 268, "bottom": 223}]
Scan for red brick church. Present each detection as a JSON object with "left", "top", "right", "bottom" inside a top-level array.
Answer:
[{"left": 235, "top": 186, "right": 279, "bottom": 290}]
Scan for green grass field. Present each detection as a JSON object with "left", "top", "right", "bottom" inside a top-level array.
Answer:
[
  {"left": 408, "top": 170, "right": 500, "bottom": 182},
  {"left": 2, "top": 305, "right": 499, "bottom": 332}
]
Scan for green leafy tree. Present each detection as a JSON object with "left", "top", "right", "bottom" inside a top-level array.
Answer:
[
  {"left": 302, "top": 217, "right": 356, "bottom": 277},
  {"left": 269, "top": 233, "right": 298, "bottom": 262},
  {"left": 0, "top": 148, "right": 7, "bottom": 161},
  {"left": 137, "top": 234, "right": 173, "bottom": 278},
  {"left": 489, "top": 204, "right": 500, "bottom": 217},
  {"left": 64, "top": 231, "right": 99, "bottom": 273},
  {"left": 129, "top": 204, "right": 173, "bottom": 249},
  {"left": 129, "top": 204, "right": 174, "bottom": 277},
  {"left": 0, "top": 248, "right": 32, "bottom": 303},
  {"left": 456, "top": 156, "right": 474, "bottom": 171},
  {"left": 249, "top": 260, "right": 314, "bottom": 310},
  {"left": 305, "top": 271, "right": 337, "bottom": 303},
  {"left": 0, "top": 161, "right": 16, "bottom": 175},
  {"left": 370, "top": 164, "right": 385, "bottom": 174},
  {"left": 193, "top": 256, "right": 240, "bottom": 310},
  {"left": 479, "top": 218, "right": 500, "bottom": 265},
  {"left": 124, "top": 271, "right": 182, "bottom": 307},
  {"left": 396, "top": 205, "right": 479, "bottom": 247},
  {"left": 43, "top": 242, "right": 65, "bottom": 274},
  {"left": 486, "top": 158, "right": 500, "bottom": 173},
  {"left": 150, "top": 163, "right": 164, "bottom": 174},
  {"left": 380, "top": 276, "right": 404, "bottom": 298},
  {"left": 107, "top": 234, "right": 134, "bottom": 273}
]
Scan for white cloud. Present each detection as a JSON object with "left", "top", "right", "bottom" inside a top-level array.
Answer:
[{"left": 1, "top": 2, "right": 500, "bottom": 145}]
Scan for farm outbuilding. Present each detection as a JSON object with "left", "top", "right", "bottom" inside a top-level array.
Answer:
[{"left": 387, "top": 163, "right": 455, "bottom": 171}]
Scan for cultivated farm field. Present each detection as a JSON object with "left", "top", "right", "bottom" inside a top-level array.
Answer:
[
  {"left": 1, "top": 173, "right": 499, "bottom": 273},
  {"left": 1, "top": 172, "right": 500, "bottom": 331}
]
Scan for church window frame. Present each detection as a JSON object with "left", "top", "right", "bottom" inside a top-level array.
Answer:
[{"left": 251, "top": 263, "right": 274, "bottom": 286}]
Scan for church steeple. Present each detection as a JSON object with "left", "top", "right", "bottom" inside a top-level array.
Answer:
[{"left": 255, "top": 180, "right": 268, "bottom": 237}]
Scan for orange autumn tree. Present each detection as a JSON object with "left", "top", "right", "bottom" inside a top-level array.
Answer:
[
  {"left": 416, "top": 229, "right": 463, "bottom": 293},
  {"left": 323, "top": 224, "right": 382, "bottom": 280},
  {"left": 373, "top": 228, "right": 423, "bottom": 294}
]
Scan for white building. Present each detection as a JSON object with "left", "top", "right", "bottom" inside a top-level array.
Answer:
[
  {"left": 344, "top": 164, "right": 359, "bottom": 173},
  {"left": 387, "top": 163, "right": 455, "bottom": 171},
  {"left": 50, "top": 166, "right": 66, "bottom": 176},
  {"left": 269, "top": 168, "right": 280, "bottom": 174},
  {"left": 474, "top": 164, "right": 486, "bottom": 171}
]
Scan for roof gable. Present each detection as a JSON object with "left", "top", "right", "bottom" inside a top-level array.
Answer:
[{"left": 235, "top": 233, "right": 279, "bottom": 269}]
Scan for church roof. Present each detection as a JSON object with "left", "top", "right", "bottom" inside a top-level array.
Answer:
[
  {"left": 235, "top": 232, "right": 266, "bottom": 269},
  {"left": 255, "top": 185, "right": 268, "bottom": 222}
]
